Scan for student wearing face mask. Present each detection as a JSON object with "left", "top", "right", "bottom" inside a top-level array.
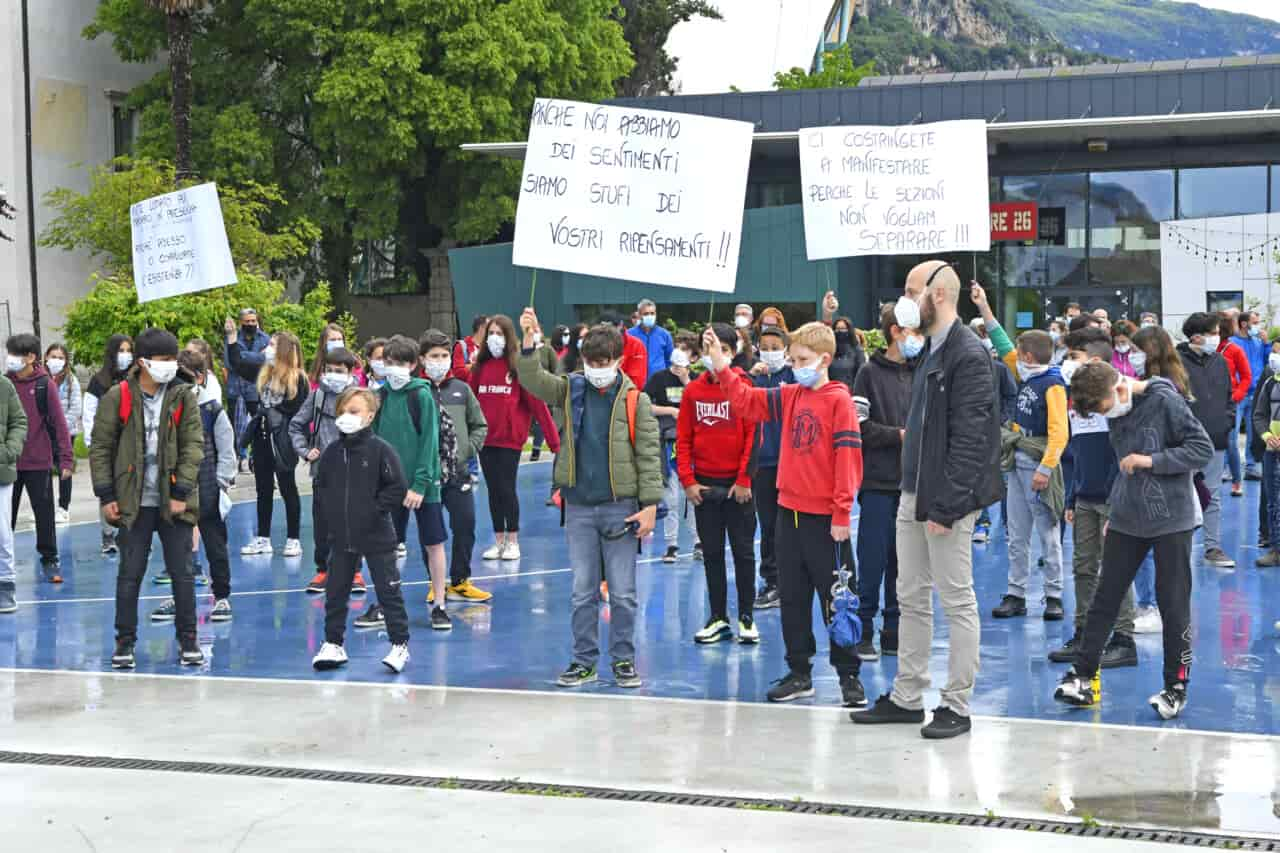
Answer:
[
  {"left": 43, "top": 343, "right": 80, "bottom": 526},
  {"left": 1216, "top": 312, "right": 1253, "bottom": 497},
  {"left": 1252, "top": 346, "right": 1280, "bottom": 566},
  {"left": 1176, "top": 312, "right": 1237, "bottom": 569},
  {"left": 627, "top": 299, "right": 674, "bottom": 386},
  {"left": 848, "top": 303, "right": 919, "bottom": 661},
  {"left": 84, "top": 334, "right": 133, "bottom": 555},
  {"left": 468, "top": 315, "right": 559, "bottom": 562},
  {"left": 6, "top": 334, "right": 74, "bottom": 581},
  {"left": 1054, "top": 361, "right": 1213, "bottom": 720},
  {"left": 310, "top": 388, "right": 414, "bottom": 673},
  {"left": 224, "top": 309, "right": 272, "bottom": 471},
  {"left": 645, "top": 331, "right": 701, "bottom": 564},
  {"left": 91, "top": 328, "right": 206, "bottom": 669},
  {"left": 826, "top": 317, "right": 864, "bottom": 393},
  {"left": 1110, "top": 321, "right": 1139, "bottom": 378},
  {"left": 746, "top": 325, "right": 794, "bottom": 605},
  {"left": 362, "top": 338, "right": 388, "bottom": 390},
  {"left": 516, "top": 308, "right": 662, "bottom": 689},
  {"left": 1232, "top": 311, "right": 1268, "bottom": 481},
  {"left": 307, "top": 323, "right": 350, "bottom": 389}
]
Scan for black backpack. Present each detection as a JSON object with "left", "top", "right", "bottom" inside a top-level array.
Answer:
[{"left": 378, "top": 384, "right": 461, "bottom": 487}]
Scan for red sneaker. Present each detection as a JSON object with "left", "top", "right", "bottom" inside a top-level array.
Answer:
[
  {"left": 306, "top": 571, "right": 327, "bottom": 594},
  {"left": 351, "top": 572, "right": 367, "bottom": 596}
]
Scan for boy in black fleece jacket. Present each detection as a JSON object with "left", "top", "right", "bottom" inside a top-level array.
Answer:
[
  {"left": 310, "top": 388, "right": 412, "bottom": 674},
  {"left": 850, "top": 303, "right": 918, "bottom": 661}
]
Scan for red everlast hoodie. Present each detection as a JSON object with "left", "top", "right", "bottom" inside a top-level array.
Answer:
[
  {"left": 676, "top": 369, "right": 754, "bottom": 489},
  {"left": 717, "top": 365, "right": 862, "bottom": 521}
]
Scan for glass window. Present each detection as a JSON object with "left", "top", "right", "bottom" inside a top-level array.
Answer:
[
  {"left": 1088, "top": 169, "right": 1172, "bottom": 288},
  {"left": 1271, "top": 165, "right": 1280, "bottom": 213},
  {"left": 747, "top": 181, "right": 801, "bottom": 209},
  {"left": 1001, "top": 173, "right": 1088, "bottom": 289},
  {"left": 1177, "top": 166, "right": 1268, "bottom": 219},
  {"left": 111, "top": 104, "right": 136, "bottom": 160}
]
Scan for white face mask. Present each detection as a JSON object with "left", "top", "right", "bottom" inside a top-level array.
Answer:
[
  {"left": 326, "top": 339, "right": 345, "bottom": 352},
  {"left": 532, "top": 331, "right": 543, "bottom": 346},
  {"left": 384, "top": 365, "right": 411, "bottom": 390},
  {"left": 5, "top": 355, "right": 25, "bottom": 374},
  {"left": 487, "top": 334, "right": 506, "bottom": 358},
  {"left": 734, "top": 315, "right": 751, "bottom": 329},
  {"left": 584, "top": 363, "right": 619, "bottom": 389},
  {"left": 560, "top": 334, "right": 571, "bottom": 347},
  {"left": 1115, "top": 343, "right": 1130, "bottom": 354},
  {"left": 320, "top": 372, "right": 350, "bottom": 393},
  {"left": 1103, "top": 380, "right": 1134, "bottom": 420},
  {"left": 335, "top": 412, "right": 365, "bottom": 434},
  {"left": 117, "top": 352, "right": 133, "bottom": 371},
  {"left": 893, "top": 296, "right": 921, "bottom": 331},
  {"left": 45, "top": 358, "right": 65, "bottom": 375},
  {"left": 760, "top": 350, "right": 787, "bottom": 373},
  {"left": 981, "top": 338, "right": 994, "bottom": 353},
  {"left": 262, "top": 345, "right": 277, "bottom": 365},
  {"left": 424, "top": 359, "right": 450, "bottom": 382},
  {"left": 142, "top": 358, "right": 178, "bottom": 384},
  {"left": 700, "top": 355, "right": 716, "bottom": 371},
  {"left": 1270, "top": 353, "right": 1280, "bottom": 374},
  {"left": 1059, "top": 358, "right": 1082, "bottom": 386},
  {"left": 1141, "top": 319, "right": 1156, "bottom": 329},
  {"left": 1017, "top": 361, "right": 1048, "bottom": 382},
  {"left": 1129, "top": 350, "right": 1147, "bottom": 377},
  {"left": 670, "top": 349, "right": 690, "bottom": 369},
  {"left": 370, "top": 359, "right": 387, "bottom": 378},
  {"left": 1199, "top": 335, "right": 1220, "bottom": 354}
]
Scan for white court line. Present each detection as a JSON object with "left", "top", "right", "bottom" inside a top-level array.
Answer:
[{"left": 2, "top": 666, "right": 1275, "bottom": 743}]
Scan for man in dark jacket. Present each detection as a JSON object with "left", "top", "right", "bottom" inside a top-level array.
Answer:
[
  {"left": 223, "top": 308, "right": 271, "bottom": 465},
  {"left": 850, "top": 303, "right": 917, "bottom": 661},
  {"left": 852, "top": 262, "right": 1001, "bottom": 740},
  {"left": 1177, "top": 312, "right": 1236, "bottom": 569}
]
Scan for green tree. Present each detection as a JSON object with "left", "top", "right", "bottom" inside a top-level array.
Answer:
[
  {"left": 84, "top": 0, "right": 634, "bottom": 313},
  {"left": 774, "top": 44, "right": 876, "bottom": 90},
  {"left": 614, "top": 1, "right": 722, "bottom": 98}
]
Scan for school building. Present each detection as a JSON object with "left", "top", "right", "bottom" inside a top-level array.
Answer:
[{"left": 453, "top": 56, "right": 1280, "bottom": 334}]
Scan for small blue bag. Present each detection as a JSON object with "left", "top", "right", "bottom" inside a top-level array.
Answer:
[{"left": 828, "top": 545, "right": 862, "bottom": 649}]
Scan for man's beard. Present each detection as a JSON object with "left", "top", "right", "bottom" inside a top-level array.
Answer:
[{"left": 919, "top": 297, "right": 937, "bottom": 334}]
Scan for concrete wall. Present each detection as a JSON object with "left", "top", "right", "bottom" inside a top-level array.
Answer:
[{"left": 0, "top": 0, "right": 160, "bottom": 343}]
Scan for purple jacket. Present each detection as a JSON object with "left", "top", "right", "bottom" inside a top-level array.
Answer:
[{"left": 9, "top": 366, "right": 73, "bottom": 472}]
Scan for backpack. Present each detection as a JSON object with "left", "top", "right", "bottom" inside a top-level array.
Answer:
[
  {"left": 117, "top": 381, "right": 184, "bottom": 431},
  {"left": 379, "top": 384, "right": 461, "bottom": 487},
  {"left": 33, "top": 375, "right": 62, "bottom": 469}
]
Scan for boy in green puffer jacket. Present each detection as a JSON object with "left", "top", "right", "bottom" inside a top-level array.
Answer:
[
  {"left": 366, "top": 334, "right": 451, "bottom": 632},
  {"left": 90, "top": 329, "right": 205, "bottom": 670},
  {"left": 516, "top": 309, "right": 663, "bottom": 691},
  {"left": 0, "top": 373, "right": 28, "bottom": 615}
]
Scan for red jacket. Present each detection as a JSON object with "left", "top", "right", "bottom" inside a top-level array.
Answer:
[
  {"left": 1218, "top": 339, "right": 1252, "bottom": 404},
  {"left": 451, "top": 336, "right": 480, "bottom": 383},
  {"left": 467, "top": 357, "right": 560, "bottom": 453},
  {"left": 676, "top": 370, "right": 754, "bottom": 489},
  {"left": 718, "top": 366, "right": 862, "bottom": 520},
  {"left": 621, "top": 333, "right": 648, "bottom": 390}
]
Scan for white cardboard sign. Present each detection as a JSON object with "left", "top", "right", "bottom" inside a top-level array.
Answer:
[
  {"left": 798, "top": 120, "right": 991, "bottom": 260},
  {"left": 512, "top": 98, "right": 753, "bottom": 293},
  {"left": 130, "top": 182, "right": 237, "bottom": 303}
]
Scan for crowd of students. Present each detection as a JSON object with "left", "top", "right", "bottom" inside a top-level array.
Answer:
[{"left": 1, "top": 267, "right": 1278, "bottom": 736}]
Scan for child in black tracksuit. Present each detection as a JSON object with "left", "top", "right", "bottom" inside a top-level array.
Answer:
[{"left": 311, "top": 387, "right": 412, "bottom": 673}]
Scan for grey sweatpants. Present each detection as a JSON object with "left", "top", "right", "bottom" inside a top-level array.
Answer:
[
  {"left": 891, "top": 492, "right": 981, "bottom": 717},
  {"left": 1006, "top": 455, "right": 1064, "bottom": 600}
]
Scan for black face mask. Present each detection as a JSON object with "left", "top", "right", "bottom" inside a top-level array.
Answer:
[
  {"left": 835, "top": 330, "right": 852, "bottom": 349},
  {"left": 242, "top": 325, "right": 257, "bottom": 337}
]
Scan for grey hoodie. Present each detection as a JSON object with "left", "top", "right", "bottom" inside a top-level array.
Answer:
[
  {"left": 288, "top": 385, "right": 342, "bottom": 477},
  {"left": 1106, "top": 377, "right": 1213, "bottom": 538}
]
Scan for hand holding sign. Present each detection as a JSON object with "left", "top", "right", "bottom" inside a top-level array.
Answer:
[{"left": 520, "top": 308, "right": 541, "bottom": 349}]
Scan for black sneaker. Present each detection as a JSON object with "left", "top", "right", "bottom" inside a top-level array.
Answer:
[
  {"left": 1043, "top": 597, "right": 1065, "bottom": 621},
  {"left": 839, "top": 674, "right": 867, "bottom": 708},
  {"left": 612, "top": 660, "right": 641, "bottom": 688},
  {"left": 1150, "top": 682, "right": 1188, "bottom": 720},
  {"left": 1048, "top": 633, "right": 1078, "bottom": 663},
  {"left": 921, "top": 706, "right": 971, "bottom": 739},
  {"left": 111, "top": 639, "right": 135, "bottom": 670},
  {"left": 766, "top": 671, "right": 814, "bottom": 703},
  {"left": 692, "top": 542, "right": 703, "bottom": 561},
  {"left": 1100, "top": 635, "right": 1138, "bottom": 669},
  {"left": 850, "top": 693, "right": 924, "bottom": 725},
  {"left": 153, "top": 571, "right": 172, "bottom": 586},
  {"left": 557, "top": 662, "right": 597, "bottom": 688},
  {"left": 753, "top": 584, "right": 780, "bottom": 610},
  {"left": 529, "top": 448, "right": 541, "bottom": 462},
  {"left": 854, "top": 636, "right": 879, "bottom": 662},
  {"left": 179, "top": 634, "right": 204, "bottom": 666},
  {"left": 40, "top": 559, "right": 62, "bottom": 584},
  {"left": 1053, "top": 668, "right": 1096, "bottom": 707},
  {"left": 353, "top": 604, "right": 385, "bottom": 629},
  {"left": 879, "top": 627, "right": 898, "bottom": 656},
  {"left": 431, "top": 606, "right": 453, "bottom": 631},
  {"left": 101, "top": 531, "right": 118, "bottom": 556},
  {"left": 992, "top": 594, "right": 1027, "bottom": 618},
  {"left": 150, "top": 599, "right": 177, "bottom": 622},
  {"left": 662, "top": 546, "right": 679, "bottom": 564}
]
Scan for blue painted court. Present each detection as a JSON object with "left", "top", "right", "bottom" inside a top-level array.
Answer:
[{"left": 3, "top": 459, "right": 1279, "bottom": 736}]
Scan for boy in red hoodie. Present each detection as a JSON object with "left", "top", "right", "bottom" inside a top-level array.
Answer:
[
  {"left": 705, "top": 322, "right": 866, "bottom": 708},
  {"left": 678, "top": 323, "right": 758, "bottom": 646}
]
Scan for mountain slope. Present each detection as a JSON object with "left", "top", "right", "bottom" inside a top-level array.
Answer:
[{"left": 1016, "top": 0, "right": 1280, "bottom": 61}]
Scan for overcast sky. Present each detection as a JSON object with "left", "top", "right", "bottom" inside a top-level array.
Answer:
[{"left": 1166, "top": 0, "right": 1280, "bottom": 20}]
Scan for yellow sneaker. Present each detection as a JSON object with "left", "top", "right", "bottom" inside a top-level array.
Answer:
[
  {"left": 447, "top": 580, "right": 493, "bottom": 602},
  {"left": 426, "top": 582, "right": 435, "bottom": 604}
]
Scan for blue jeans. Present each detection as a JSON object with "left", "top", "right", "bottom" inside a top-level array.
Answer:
[
  {"left": 1006, "top": 457, "right": 1064, "bottom": 599},
  {"left": 1241, "top": 397, "right": 1260, "bottom": 471},
  {"left": 856, "top": 490, "right": 900, "bottom": 632},
  {"left": 566, "top": 498, "right": 639, "bottom": 668}
]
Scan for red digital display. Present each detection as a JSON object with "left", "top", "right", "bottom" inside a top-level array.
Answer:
[{"left": 990, "top": 202, "right": 1038, "bottom": 241}]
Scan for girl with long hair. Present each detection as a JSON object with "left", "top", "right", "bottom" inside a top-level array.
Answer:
[
  {"left": 1132, "top": 325, "right": 1191, "bottom": 399},
  {"left": 559, "top": 324, "right": 589, "bottom": 375},
  {"left": 44, "top": 343, "right": 80, "bottom": 525},
  {"left": 225, "top": 321, "right": 308, "bottom": 557},
  {"left": 308, "top": 323, "right": 349, "bottom": 386},
  {"left": 83, "top": 333, "right": 133, "bottom": 554}
]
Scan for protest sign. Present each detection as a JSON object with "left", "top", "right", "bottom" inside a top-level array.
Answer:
[
  {"left": 797, "top": 120, "right": 991, "bottom": 260},
  {"left": 130, "top": 182, "right": 237, "bottom": 304},
  {"left": 512, "top": 98, "right": 753, "bottom": 294}
]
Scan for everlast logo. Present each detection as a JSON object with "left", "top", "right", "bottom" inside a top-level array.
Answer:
[{"left": 695, "top": 400, "right": 730, "bottom": 424}]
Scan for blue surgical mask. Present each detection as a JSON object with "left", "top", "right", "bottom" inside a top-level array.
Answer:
[
  {"left": 1250, "top": 326, "right": 1262, "bottom": 338},
  {"left": 793, "top": 365, "right": 821, "bottom": 388},
  {"left": 901, "top": 334, "right": 924, "bottom": 360},
  {"left": 641, "top": 314, "right": 656, "bottom": 329}
]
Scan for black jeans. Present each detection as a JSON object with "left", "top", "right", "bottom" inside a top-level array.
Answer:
[
  {"left": 116, "top": 507, "right": 195, "bottom": 642},
  {"left": 693, "top": 480, "right": 757, "bottom": 620},
  {"left": 479, "top": 446, "right": 521, "bottom": 533},
  {"left": 1075, "top": 528, "right": 1193, "bottom": 688},
  {"left": 13, "top": 469, "right": 57, "bottom": 561},
  {"left": 530, "top": 419, "right": 545, "bottom": 456},
  {"left": 58, "top": 472, "right": 72, "bottom": 511},
  {"left": 325, "top": 548, "right": 408, "bottom": 645},
  {"left": 856, "top": 490, "right": 900, "bottom": 633},
  {"left": 443, "top": 482, "right": 477, "bottom": 585},
  {"left": 311, "top": 485, "right": 331, "bottom": 572},
  {"left": 776, "top": 509, "right": 860, "bottom": 678},
  {"left": 752, "top": 466, "right": 780, "bottom": 589},
  {"left": 198, "top": 509, "right": 231, "bottom": 600},
  {"left": 252, "top": 429, "right": 300, "bottom": 539}
]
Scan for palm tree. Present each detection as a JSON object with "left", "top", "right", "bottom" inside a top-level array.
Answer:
[{"left": 148, "top": 0, "right": 205, "bottom": 182}]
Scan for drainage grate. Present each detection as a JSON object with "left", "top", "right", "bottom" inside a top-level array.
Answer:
[{"left": 2, "top": 749, "right": 1276, "bottom": 849}]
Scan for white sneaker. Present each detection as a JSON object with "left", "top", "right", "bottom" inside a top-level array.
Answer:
[
  {"left": 282, "top": 538, "right": 303, "bottom": 557},
  {"left": 501, "top": 542, "right": 521, "bottom": 561},
  {"left": 54, "top": 507, "right": 70, "bottom": 525},
  {"left": 240, "top": 537, "right": 273, "bottom": 556},
  {"left": 396, "top": 542, "right": 407, "bottom": 557},
  {"left": 312, "top": 642, "right": 348, "bottom": 670},
  {"left": 481, "top": 543, "right": 504, "bottom": 560},
  {"left": 1133, "top": 607, "right": 1162, "bottom": 634},
  {"left": 382, "top": 642, "right": 410, "bottom": 673},
  {"left": 210, "top": 598, "right": 232, "bottom": 622}
]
